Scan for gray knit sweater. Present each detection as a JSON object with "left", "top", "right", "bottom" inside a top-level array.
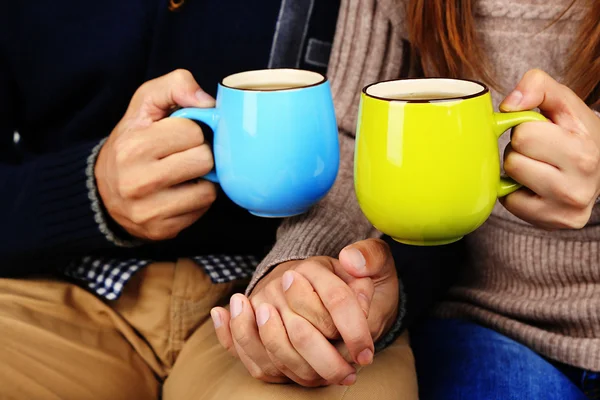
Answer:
[{"left": 250, "top": 0, "right": 600, "bottom": 370}]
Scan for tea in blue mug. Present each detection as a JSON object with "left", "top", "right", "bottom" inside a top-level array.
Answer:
[{"left": 172, "top": 69, "right": 339, "bottom": 218}]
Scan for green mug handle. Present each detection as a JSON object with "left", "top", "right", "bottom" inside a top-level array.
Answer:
[{"left": 493, "top": 111, "right": 548, "bottom": 197}]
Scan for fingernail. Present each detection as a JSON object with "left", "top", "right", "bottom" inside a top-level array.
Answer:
[
  {"left": 282, "top": 271, "right": 294, "bottom": 292},
  {"left": 346, "top": 248, "right": 366, "bottom": 272},
  {"left": 210, "top": 309, "right": 222, "bottom": 328},
  {"left": 230, "top": 296, "right": 243, "bottom": 319},
  {"left": 256, "top": 305, "right": 270, "bottom": 327},
  {"left": 195, "top": 89, "right": 215, "bottom": 106},
  {"left": 357, "top": 348, "right": 373, "bottom": 366},
  {"left": 502, "top": 90, "right": 523, "bottom": 111},
  {"left": 340, "top": 373, "right": 357, "bottom": 386}
]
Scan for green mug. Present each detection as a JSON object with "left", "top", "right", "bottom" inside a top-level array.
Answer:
[{"left": 355, "top": 78, "right": 546, "bottom": 246}]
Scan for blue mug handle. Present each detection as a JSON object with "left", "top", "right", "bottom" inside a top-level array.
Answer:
[{"left": 171, "top": 108, "right": 221, "bottom": 183}]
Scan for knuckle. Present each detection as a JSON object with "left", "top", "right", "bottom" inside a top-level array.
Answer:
[
  {"left": 264, "top": 280, "right": 281, "bottom": 299},
  {"left": 323, "top": 286, "right": 353, "bottom": 311},
  {"left": 160, "top": 221, "right": 182, "bottom": 240},
  {"left": 547, "top": 209, "right": 590, "bottom": 230},
  {"left": 202, "top": 182, "right": 218, "bottom": 203},
  {"left": 294, "top": 258, "right": 327, "bottom": 275},
  {"left": 524, "top": 68, "right": 548, "bottom": 84},
  {"left": 293, "top": 261, "right": 312, "bottom": 275},
  {"left": 249, "top": 367, "right": 285, "bottom": 383},
  {"left": 113, "top": 136, "right": 146, "bottom": 166},
  {"left": 562, "top": 187, "right": 594, "bottom": 209},
  {"left": 262, "top": 335, "right": 284, "bottom": 357},
  {"left": 503, "top": 152, "right": 520, "bottom": 176},
  {"left": 323, "top": 365, "right": 351, "bottom": 383},
  {"left": 134, "top": 81, "right": 153, "bottom": 99},
  {"left": 174, "top": 117, "right": 203, "bottom": 136},
  {"left": 232, "top": 324, "right": 253, "bottom": 349},
  {"left": 129, "top": 205, "right": 153, "bottom": 226},
  {"left": 145, "top": 226, "right": 168, "bottom": 241},
  {"left": 295, "top": 371, "right": 322, "bottom": 386},
  {"left": 509, "top": 128, "right": 528, "bottom": 151},
  {"left": 249, "top": 367, "right": 267, "bottom": 381},
  {"left": 261, "top": 364, "right": 283, "bottom": 379},
  {"left": 287, "top": 319, "right": 313, "bottom": 349},
  {"left": 171, "top": 68, "right": 193, "bottom": 84},
  {"left": 119, "top": 176, "right": 161, "bottom": 200},
  {"left": 316, "top": 315, "right": 339, "bottom": 339},
  {"left": 574, "top": 146, "right": 600, "bottom": 175},
  {"left": 197, "top": 145, "right": 214, "bottom": 168},
  {"left": 117, "top": 181, "right": 138, "bottom": 200},
  {"left": 563, "top": 211, "right": 591, "bottom": 230}
]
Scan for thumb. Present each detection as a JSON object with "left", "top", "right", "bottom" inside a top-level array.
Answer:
[
  {"left": 500, "top": 69, "right": 587, "bottom": 133},
  {"left": 127, "top": 69, "right": 215, "bottom": 124},
  {"left": 338, "top": 238, "right": 394, "bottom": 279}
]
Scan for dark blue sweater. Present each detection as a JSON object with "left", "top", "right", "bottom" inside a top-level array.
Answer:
[{"left": 0, "top": 0, "right": 339, "bottom": 275}]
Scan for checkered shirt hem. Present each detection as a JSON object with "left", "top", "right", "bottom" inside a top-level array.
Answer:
[{"left": 64, "top": 255, "right": 258, "bottom": 301}]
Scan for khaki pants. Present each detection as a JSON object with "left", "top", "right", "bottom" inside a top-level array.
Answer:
[{"left": 0, "top": 259, "right": 418, "bottom": 400}]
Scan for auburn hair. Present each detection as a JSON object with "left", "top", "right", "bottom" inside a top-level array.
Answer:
[{"left": 407, "top": 0, "right": 600, "bottom": 107}]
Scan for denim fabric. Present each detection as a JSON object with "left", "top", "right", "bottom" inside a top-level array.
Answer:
[{"left": 411, "top": 318, "right": 596, "bottom": 400}]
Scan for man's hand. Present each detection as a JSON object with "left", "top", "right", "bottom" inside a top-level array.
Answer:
[
  {"left": 210, "top": 239, "right": 399, "bottom": 387},
  {"left": 501, "top": 69, "right": 600, "bottom": 229},
  {"left": 95, "top": 69, "right": 217, "bottom": 241}
]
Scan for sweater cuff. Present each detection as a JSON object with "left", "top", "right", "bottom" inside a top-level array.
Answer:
[
  {"left": 374, "top": 278, "right": 407, "bottom": 352},
  {"left": 85, "top": 139, "right": 141, "bottom": 248},
  {"left": 34, "top": 139, "right": 139, "bottom": 253}
]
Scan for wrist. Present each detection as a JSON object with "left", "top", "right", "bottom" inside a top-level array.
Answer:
[{"left": 88, "top": 138, "right": 141, "bottom": 247}]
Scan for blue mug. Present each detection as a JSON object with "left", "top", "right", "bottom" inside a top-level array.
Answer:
[{"left": 171, "top": 69, "right": 339, "bottom": 218}]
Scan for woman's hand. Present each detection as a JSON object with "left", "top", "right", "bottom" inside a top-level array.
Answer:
[{"left": 501, "top": 69, "right": 600, "bottom": 230}]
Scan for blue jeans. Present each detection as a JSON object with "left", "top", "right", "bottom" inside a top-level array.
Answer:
[{"left": 411, "top": 318, "right": 600, "bottom": 400}]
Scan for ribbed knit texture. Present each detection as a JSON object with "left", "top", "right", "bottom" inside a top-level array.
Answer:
[
  {"left": 253, "top": 0, "right": 600, "bottom": 370},
  {"left": 1, "top": 139, "right": 116, "bottom": 271}
]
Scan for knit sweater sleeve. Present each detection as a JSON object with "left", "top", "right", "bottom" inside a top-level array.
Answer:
[
  {"left": 247, "top": 0, "right": 411, "bottom": 350},
  {"left": 0, "top": 58, "right": 136, "bottom": 276},
  {"left": 248, "top": 0, "right": 408, "bottom": 292}
]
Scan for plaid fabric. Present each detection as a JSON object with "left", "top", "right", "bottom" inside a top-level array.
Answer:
[{"left": 64, "top": 255, "right": 258, "bottom": 301}]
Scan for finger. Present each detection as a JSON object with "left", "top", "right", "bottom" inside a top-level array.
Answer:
[
  {"left": 338, "top": 239, "right": 394, "bottom": 314},
  {"left": 128, "top": 69, "right": 215, "bottom": 123},
  {"left": 510, "top": 121, "right": 575, "bottom": 170},
  {"left": 500, "top": 69, "right": 587, "bottom": 134},
  {"left": 280, "top": 309, "right": 357, "bottom": 385},
  {"left": 256, "top": 303, "right": 326, "bottom": 386},
  {"left": 339, "top": 238, "right": 394, "bottom": 279},
  {"left": 500, "top": 188, "right": 564, "bottom": 230},
  {"left": 129, "top": 176, "right": 216, "bottom": 213},
  {"left": 145, "top": 117, "right": 207, "bottom": 158},
  {"left": 152, "top": 144, "right": 214, "bottom": 188},
  {"left": 281, "top": 271, "right": 339, "bottom": 339},
  {"left": 229, "top": 294, "right": 284, "bottom": 380},
  {"left": 296, "top": 261, "right": 374, "bottom": 366},
  {"left": 211, "top": 307, "right": 238, "bottom": 357},
  {"left": 503, "top": 145, "right": 563, "bottom": 198},
  {"left": 233, "top": 341, "right": 288, "bottom": 384},
  {"left": 150, "top": 208, "right": 209, "bottom": 240},
  {"left": 346, "top": 278, "right": 374, "bottom": 318}
]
